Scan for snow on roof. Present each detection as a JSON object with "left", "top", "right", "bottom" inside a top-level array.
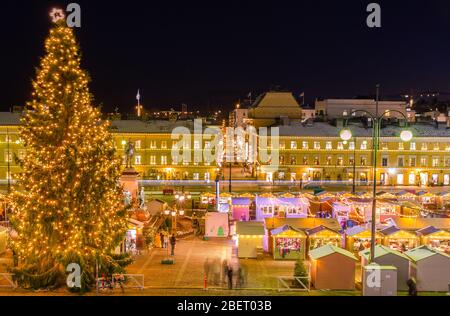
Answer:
[
  {"left": 405, "top": 245, "right": 450, "bottom": 262},
  {"left": 309, "top": 244, "right": 357, "bottom": 261},
  {"left": 359, "top": 245, "right": 411, "bottom": 261}
]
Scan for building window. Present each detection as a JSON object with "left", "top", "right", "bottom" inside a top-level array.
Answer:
[
  {"left": 397, "top": 174, "right": 404, "bottom": 185},
  {"left": 420, "top": 157, "right": 428, "bottom": 167},
  {"left": 290, "top": 173, "right": 297, "bottom": 181},
  {"left": 409, "top": 156, "right": 416, "bottom": 167},
  {"left": 135, "top": 140, "right": 141, "bottom": 149},
  {"left": 410, "top": 142, "right": 416, "bottom": 150},
  {"left": 361, "top": 141, "right": 368, "bottom": 150},
  {"left": 326, "top": 156, "right": 332, "bottom": 165},
  {"left": 291, "top": 141, "right": 297, "bottom": 149},
  {"left": 302, "top": 141, "right": 308, "bottom": 150},
  {"left": 161, "top": 156, "right": 167, "bottom": 165},
  {"left": 314, "top": 156, "right": 320, "bottom": 165},
  {"left": 445, "top": 157, "right": 450, "bottom": 167},
  {"left": 337, "top": 157, "right": 343, "bottom": 166},
  {"left": 349, "top": 142, "right": 355, "bottom": 150},
  {"left": 409, "top": 173, "right": 416, "bottom": 185},
  {"left": 278, "top": 172, "right": 285, "bottom": 180},
  {"left": 172, "top": 156, "right": 179, "bottom": 165},
  {"left": 398, "top": 156, "right": 404, "bottom": 167},
  {"left": 194, "top": 140, "right": 201, "bottom": 150},
  {"left": 444, "top": 174, "right": 450, "bottom": 186},
  {"left": 290, "top": 155, "right": 296, "bottom": 165},
  {"left": 398, "top": 143, "right": 404, "bottom": 150},
  {"left": 303, "top": 156, "right": 308, "bottom": 165},
  {"left": 279, "top": 141, "right": 285, "bottom": 150},
  {"left": 150, "top": 141, "right": 157, "bottom": 149},
  {"left": 432, "top": 174, "right": 439, "bottom": 185},
  {"left": 280, "top": 155, "right": 285, "bottom": 165},
  {"left": 161, "top": 141, "right": 167, "bottom": 149},
  {"left": 432, "top": 157, "right": 440, "bottom": 167},
  {"left": 337, "top": 142, "right": 344, "bottom": 150},
  {"left": 193, "top": 173, "right": 199, "bottom": 180},
  {"left": 172, "top": 141, "right": 178, "bottom": 149},
  {"left": 314, "top": 142, "right": 321, "bottom": 150},
  {"left": 382, "top": 156, "right": 388, "bottom": 167},
  {"left": 360, "top": 156, "right": 367, "bottom": 166},
  {"left": 135, "top": 155, "right": 142, "bottom": 165},
  {"left": 205, "top": 173, "right": 211, "bottom": 182},
  {"left": 4, "top": 150, "right": 12, "bottom": 163},
  {"left": 325, "top": 142, "right": 332, "bottom": 150},
  {"left": 381, "top": 142, "right": 388, "bottom": 150},
  {"left": 349, "top": 156, "right": 355, "bottom": 166},
  {"left": 421, "top": 143, "right": 428, "bottom": 151}
]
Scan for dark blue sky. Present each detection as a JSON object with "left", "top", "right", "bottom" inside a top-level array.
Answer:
[{"left": 1, "top": 0, "right": 450, "bottom": 113}]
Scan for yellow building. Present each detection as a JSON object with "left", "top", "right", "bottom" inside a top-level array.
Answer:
[
  {"left": 257, "top": 122, "right": 450, "bottom": 187},
  {"left": 0, "top": 113, "right": 220, "bottom": 183}
]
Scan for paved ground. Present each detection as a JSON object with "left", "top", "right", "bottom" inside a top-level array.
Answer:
[{"left": 127, "top": 236, "right": 295, "bottom": 290}]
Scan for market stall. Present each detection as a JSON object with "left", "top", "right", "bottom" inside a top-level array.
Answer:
[
  {"left": 309, "top": 244, "right": 358, "bottom": 290},
  {"left": 306, "top": 225, "right": 343, "bottom": 251},
  {"left": 345, "top": 225, "right": 382, "bottom": 254},
  {"left": 347, "top": 198, "right": 400, "bottom": 224},
  {"left": 380, "top": 226, "right": 419, "bottom": 252},
  {"left": 124, "top": 218, "right": 144, "bottom": 254},
  {"left": 332, "top": 202, "right": 352, "bottom": 228},
  {"left": 395, "top": 191, "right": 417, "bottom": 201},
  {"left": 205, "top": 212, "right": 229, "bottom": 238},
  {"left": 270, "top": 225, "right": 307, "bottom": 260},
  {"left": 236, "top": 221, "right": 265, "bottom": 259},
  {"left": 255, "top": 193, "right": 308, "bottom": 221},
  {"left": 406, "top": 245, "right": 450, "bottom": 292},
  {"left": 360, "top": 245, "right": 412, "bottom": 291},
  {"left": 218, "top": 193, "right": 232, "bottom": 213},
  {"left": 417, "top": 226, "right": 450, "bottom": 253},
  {"left": 231, "top": 197, "right": 252, "bottom": 222}
]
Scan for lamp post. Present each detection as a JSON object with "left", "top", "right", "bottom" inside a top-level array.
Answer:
[
  {"left": 339, "top": 84, "right": 413, "bottom": 263},
  {"left": 173, "top": 192, "right": 191, "bottom": 234}
]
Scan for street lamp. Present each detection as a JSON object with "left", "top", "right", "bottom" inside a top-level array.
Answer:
[{"left": 339, "top": 84, "right": 412, "bottom": 263}]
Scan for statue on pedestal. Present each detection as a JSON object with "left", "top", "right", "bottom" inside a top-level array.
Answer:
[
  {"left": 124, "top": 140, "right": 135, "bottom": 168},
  {"left": 138, "top": 187, "right": 146, "bottom": 209}
]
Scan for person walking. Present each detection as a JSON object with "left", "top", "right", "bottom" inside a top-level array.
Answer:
[
  {"left": 227, "top": 265, "right": 233, "bottom": 290},
  {"left": 221, "top": 259, "right": 228, "bottom": 285},
  {"left": 160, "top": 231, "right": 165, "bottom": 248},
  {"left": 170, "top": 234, "right": 176, "bottom": 256}
]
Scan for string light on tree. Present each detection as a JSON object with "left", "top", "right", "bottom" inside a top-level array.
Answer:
[{"left": 9, "top": 14, "right": 130, "bottom": 291}]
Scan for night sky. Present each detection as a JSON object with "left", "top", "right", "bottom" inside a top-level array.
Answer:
[{"left": 1, "top": 0, "right": 450, "bottom": 113}]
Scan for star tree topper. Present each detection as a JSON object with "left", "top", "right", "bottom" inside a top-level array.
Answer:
[{"left": 49, "top": 8, "right": 65, "bottom": 23}]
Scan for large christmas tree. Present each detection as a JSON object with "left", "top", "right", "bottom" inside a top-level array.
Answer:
[{"left": 9, "top": 16, "right": 130, "bottom": 290}]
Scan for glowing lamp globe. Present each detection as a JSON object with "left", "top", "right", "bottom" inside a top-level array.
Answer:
[
  {"left": 187, "top": 195, "right": 192, "bottom": 200},
  {"left": 400, "top": 130, "right": 413, "bottom": 142},
  {"left": 340, "top": 129, "right": 352, "bottom": 141},
  {"left": 164, "top": 209, "right": 170, "bottom": 216},
  {"left": 179, "top": 209, "right": 185, "bottom": 216},
  {"left": 171, "top": 211, "right": 176, "bottom": 217}
]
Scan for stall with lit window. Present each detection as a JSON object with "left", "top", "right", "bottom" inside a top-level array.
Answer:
[
  {"left": 232, "top": 196, "right": 253, "bottom": 222},
  {"left": 255, "top": 193, "right": 308, "bottom": 221},
  {"left": 381, "top": 226, "right": 419, "bottom": 252},
  {"left": 306, "top": 225, "right": 343, "bottom": 252},
  {"left": 270, "top": 225, "right": 307, "bottom": 260},
  {"left": 236, "top": 221, "right": 265, "bottom": 259},
  {"left": 417, "top": 226, "right": 450, "bottom": 254},
  {"left": 345, "top": 225, "right": 382, "bottom": 254}
]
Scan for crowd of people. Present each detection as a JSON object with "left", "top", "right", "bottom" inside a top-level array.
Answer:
[{"left": 203, "top": 257, "right": 248, "bottom": 289}]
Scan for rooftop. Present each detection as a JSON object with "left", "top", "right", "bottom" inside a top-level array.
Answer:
[
  {"left": 309, "top": 244, "right": 357, "bottom": 261},
  {"left": 359, "top": 245, "right": 410, "bottom": 261},
  {"left": 405, "top": 245, "right": 450, "bottom": 262}
]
